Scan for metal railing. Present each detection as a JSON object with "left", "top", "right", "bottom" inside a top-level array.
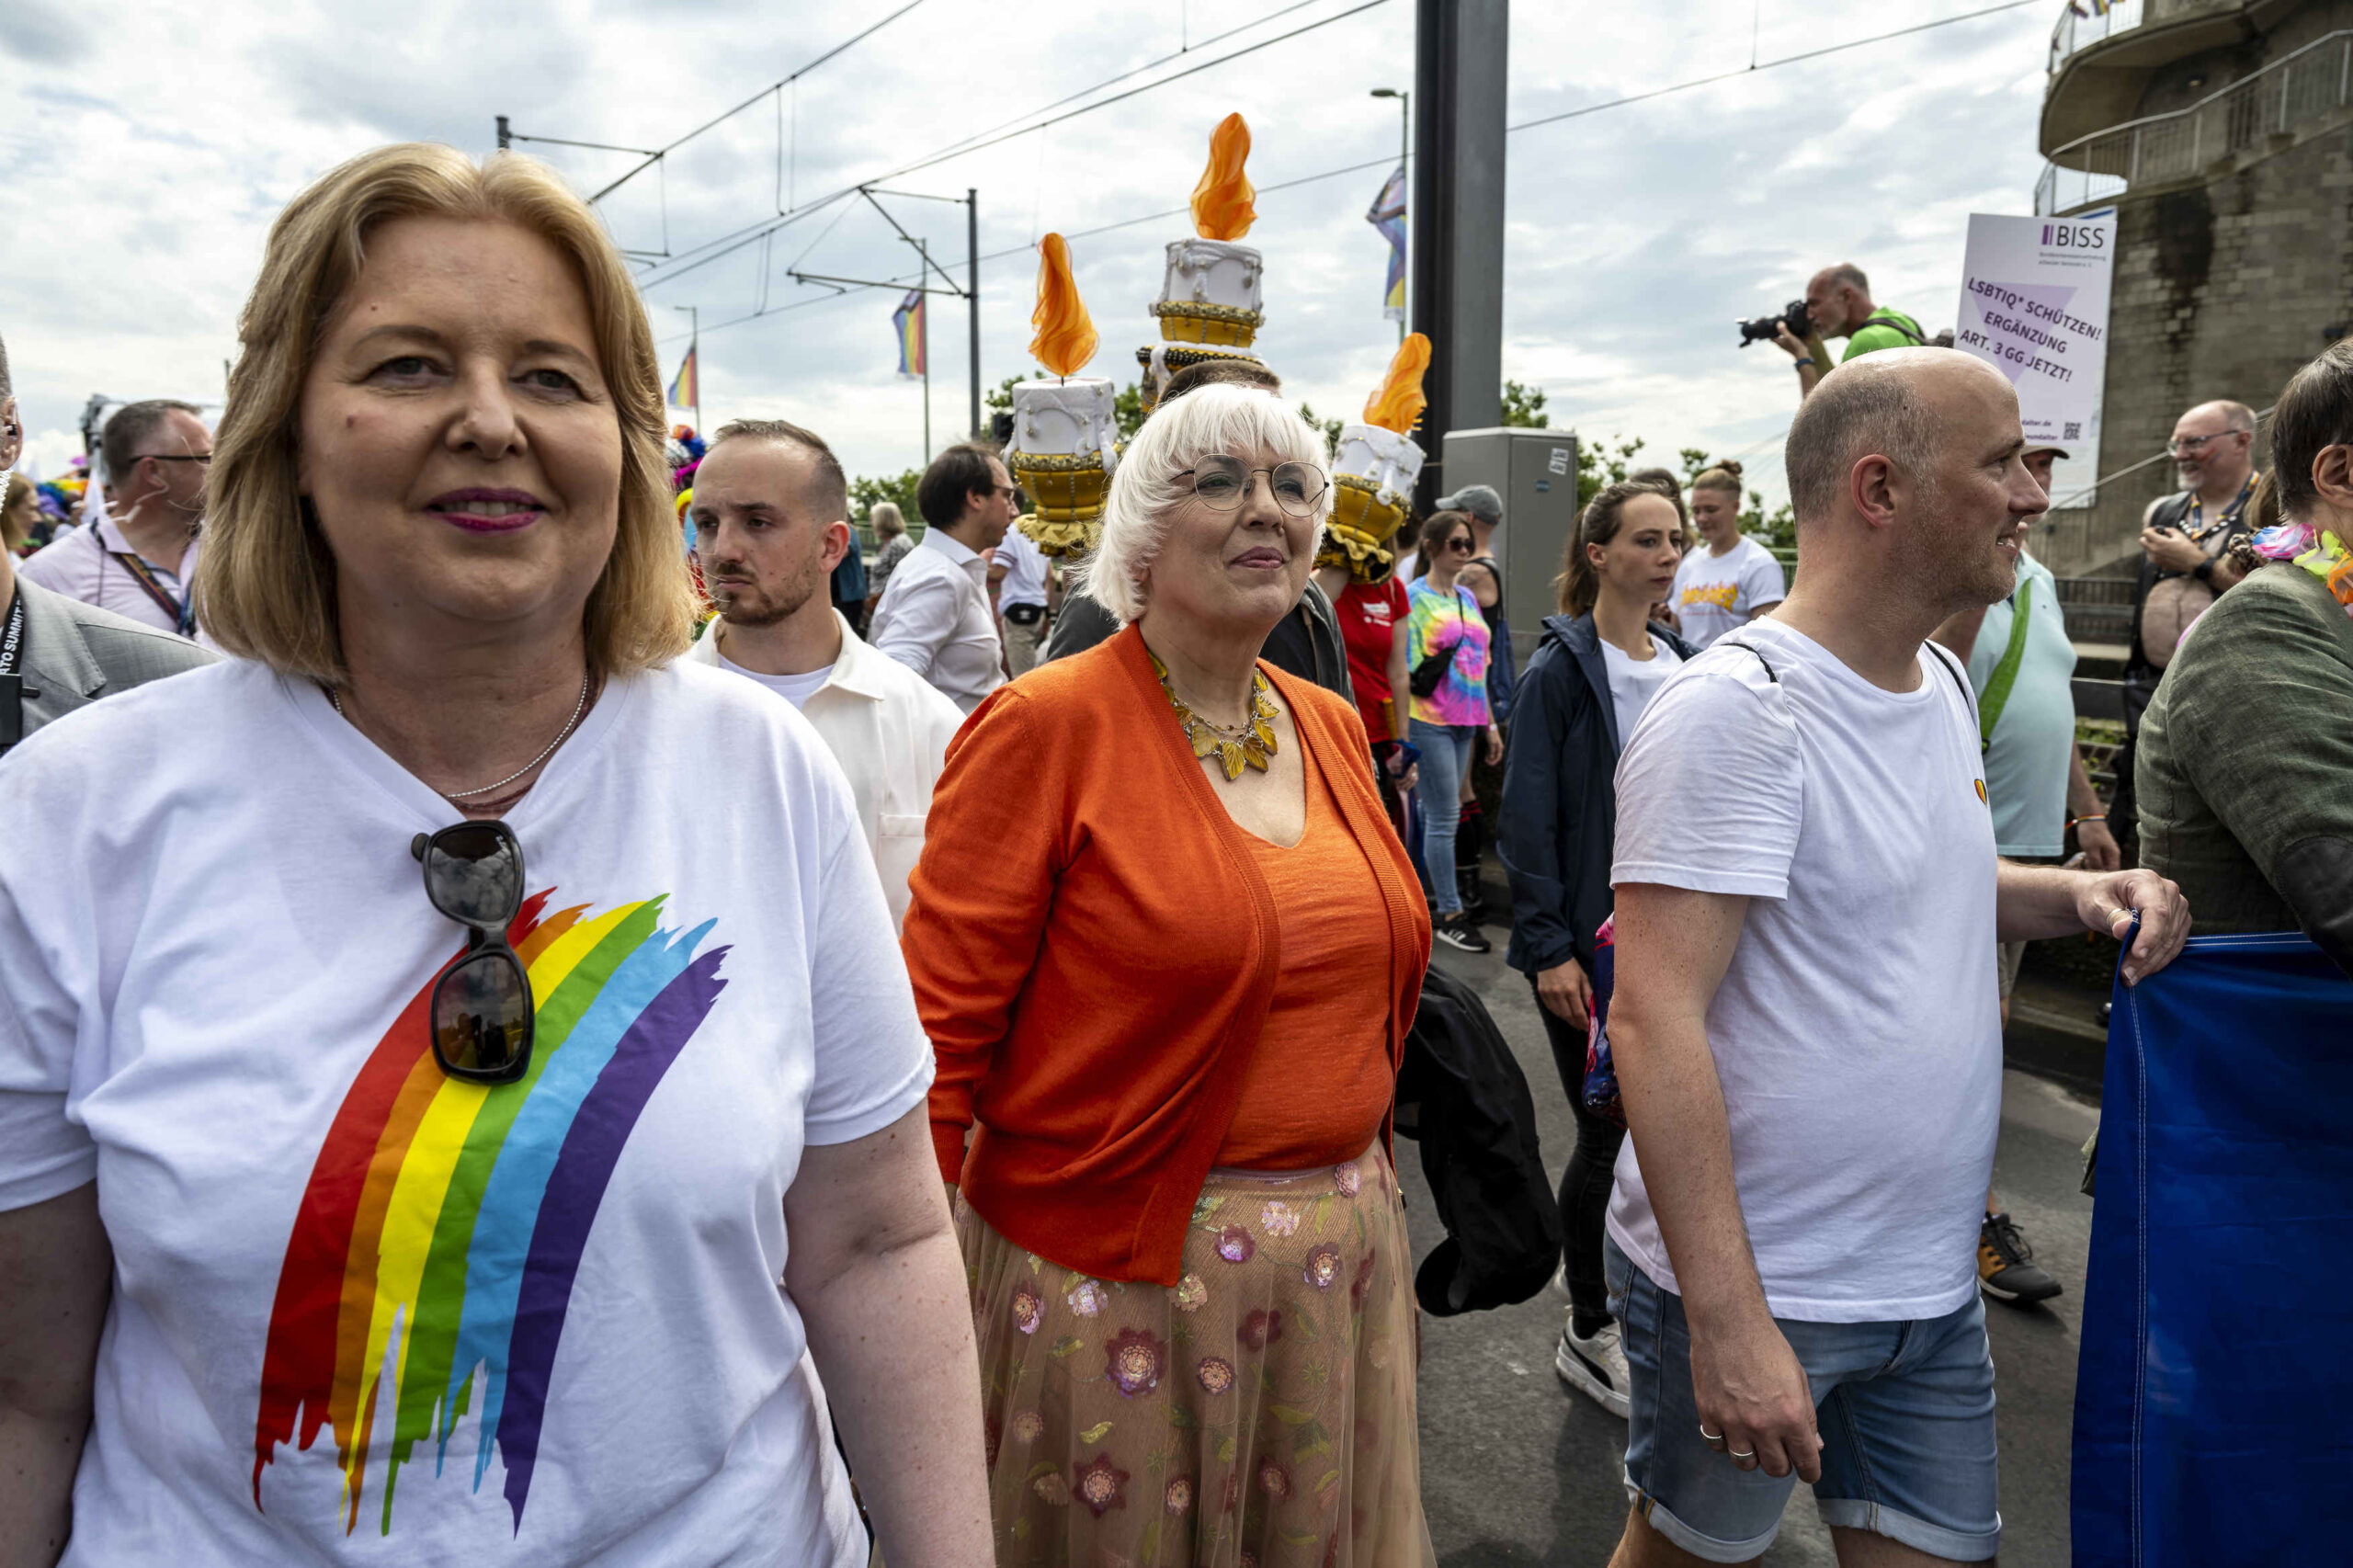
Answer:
[
  {"left": 2049, "top": 0, "right": 2148, "bottom": 74},
  {"left": 2036, "top": 29, "right": 2353, "bottom": 213},
  {"left": 2046, "top": 0, "right": 2265, "bottom": 75}
]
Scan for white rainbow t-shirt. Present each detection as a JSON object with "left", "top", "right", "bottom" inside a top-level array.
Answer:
[{"left": 0, "top": 659, "right": 931, "bottom": 1564}]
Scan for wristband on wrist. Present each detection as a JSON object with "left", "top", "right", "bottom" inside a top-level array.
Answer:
[
  {"left": 2071, "top": 813, "right": 2107, "bottom": 826},
  {"left": 1793, "top": 357, "right": 1816, "bottom": 369}
]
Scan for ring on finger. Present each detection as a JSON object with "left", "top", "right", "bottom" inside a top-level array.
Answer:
[
  {"left": 1730, "top": 1448, "right": 1756, "bottom": 1460},
  {"left": 1699, "top": 1424, "right": 1725, "bottom": 1447}
]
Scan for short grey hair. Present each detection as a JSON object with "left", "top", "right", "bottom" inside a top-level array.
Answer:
[
  {"left": 869, "top": 500, "right": 906, "bottom": 538},
  {"left": 100, "top": 399, "right": 204, "bottom": 487},
  {"left": 1785, "top": 356, "right": 1938, "bottom": 525},
  {"left": 2182, "top": 398, "right": 2256, "bottom": 434},
  {"left": 1824, "top": 263, "right": 1870, "bottom": 295},
  {"left": 1075, "top": 381, "right": 1333, "bottom": 625}
]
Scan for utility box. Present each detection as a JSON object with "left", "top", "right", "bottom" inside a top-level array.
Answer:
[{"left": 1437, "top": 426, "right": 1580, "bottom": 669}]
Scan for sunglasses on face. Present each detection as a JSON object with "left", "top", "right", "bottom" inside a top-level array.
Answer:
[
  {"left": 1439, "top": 535, "right": 1474, "bottom": 554},
  {"left": 1179, "top": 456, "right": 1330, "bottom": 518},
  {"left": 411, "top": 822, "right": 535, "bottom": 1085}
]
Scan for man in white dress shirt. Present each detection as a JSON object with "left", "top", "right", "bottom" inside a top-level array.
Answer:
[
  {"left": 686, "top": 418, "right": 964, "bottom": 929},
  {"left": 869, "top": 442, "right": 1017, "bottom": 711}
]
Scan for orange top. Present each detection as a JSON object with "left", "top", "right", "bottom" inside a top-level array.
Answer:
[
  {"left": 905, "top": 624, "right": 1430, "bottom": 1286},
  {"left": 1217, "top": 743, "right": 1397, "bottom": 1168}
]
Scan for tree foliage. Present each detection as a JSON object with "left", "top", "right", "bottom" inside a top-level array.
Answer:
[{"left": 1501, "top": 380, "right": 1550, "bottom": 429}]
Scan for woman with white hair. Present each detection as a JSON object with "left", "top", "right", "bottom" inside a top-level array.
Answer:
[{"left": 902, "top": 381, "right": 1436, "bottom": 1566}]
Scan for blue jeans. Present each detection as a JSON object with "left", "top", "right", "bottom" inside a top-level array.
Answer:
[
  {"left": 1607, "top": 1238, "right": 2002, "bottom": 1562},
  {"left": 1408, "top": 719, "right": 1477, "bottom": 915}
]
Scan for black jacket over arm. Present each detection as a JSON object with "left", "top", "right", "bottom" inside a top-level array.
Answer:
[{"left": 1498, "top": 612, "right": 1696, "bottom": 979}]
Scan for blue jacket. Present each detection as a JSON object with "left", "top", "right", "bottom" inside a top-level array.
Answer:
[{"left": 1497, "top": 611, "right": 1696, "bottom": 978}]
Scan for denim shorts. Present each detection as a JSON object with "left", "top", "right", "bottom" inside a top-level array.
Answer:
[{"left": 1606, "top": 1238, "right": 2001, "bottom": 1562}]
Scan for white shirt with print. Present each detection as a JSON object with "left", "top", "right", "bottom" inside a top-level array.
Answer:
[
  {"left": 0, "top": 657, "right": 931, "bottom": 1565},
  {"left": 1668, "top": 534, "right": 1786, "bottom": 650}
]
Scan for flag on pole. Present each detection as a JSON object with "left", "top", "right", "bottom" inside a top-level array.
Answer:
[
  {"left": 892, "top": 290, "right": 926, "bottom": 380},
  {"left": 666, "top": 343, "right": 698, "bottom": 412},
  {"left": 1367, "top": 164, "right": 1407, "bottom": 323}
]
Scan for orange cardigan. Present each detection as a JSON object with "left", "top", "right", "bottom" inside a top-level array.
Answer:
[{"left": 904, "top": 623, "right": 1431, "bottom": 1286}]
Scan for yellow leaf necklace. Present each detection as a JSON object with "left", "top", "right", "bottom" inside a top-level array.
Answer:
[{"left": 1148, "top": 649, "right": 1279, "bottom": 781}]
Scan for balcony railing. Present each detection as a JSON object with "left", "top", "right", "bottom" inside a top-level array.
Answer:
[
  {"left": 2046, "top": 0, "right": 2268, "bottom": 74},
  {"left": 2036, "top": 29, "right": 2353, "bottom": 213},
  {"left": 2049, "top": 0, "right": 2147, "bottom": 74}
]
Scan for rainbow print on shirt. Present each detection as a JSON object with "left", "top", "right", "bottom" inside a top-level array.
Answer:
[{"left": 250, "top": 891, "right": 729, "bottom": 1537}]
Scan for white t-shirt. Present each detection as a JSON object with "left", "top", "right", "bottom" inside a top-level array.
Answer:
[
  {"left": 718, "top": 648, "right": 835, "bottom": 710},
  {"left": 1669, "top": 535, "right": 1786, "bottom": 650},
  {"left": 1607, "top": 619, "right": 2000, "bottom": 1322},
  {"left": 0, "top": 658, "right": 932, "bottom": 1565},
  {"left": 1598, "top": 632, "right": 1684, "bottom": 751}
]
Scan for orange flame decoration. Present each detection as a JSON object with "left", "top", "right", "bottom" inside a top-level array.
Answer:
[
  {"left": 1190, "top": 113, "right": 1256, "bottom": 241},
  {"left": 1362, "top": 333, "right": 1432, "bottom": 434},
  {"left": 1028, "top": 233, "right": 1097, "bottom": 379}
]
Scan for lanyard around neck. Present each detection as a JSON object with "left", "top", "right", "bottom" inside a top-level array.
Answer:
[{"left": 0, "top": 590, "right": 24, "bottom": 677}]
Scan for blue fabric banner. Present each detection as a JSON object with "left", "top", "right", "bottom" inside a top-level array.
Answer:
[{"left": 2073, "top": 929, "right": 2353, "bottom": 1565}]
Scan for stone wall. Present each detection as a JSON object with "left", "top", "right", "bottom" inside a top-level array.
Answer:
[{"left": 2037, "top": 3, "right": 2353, "bottom": 575}]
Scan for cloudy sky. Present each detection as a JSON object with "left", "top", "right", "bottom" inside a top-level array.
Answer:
[{"left": 0, "top": 0, "right": 2060, "bottom": 511}]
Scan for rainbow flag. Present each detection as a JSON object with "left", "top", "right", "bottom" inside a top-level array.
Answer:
[
  {"left": 665, "top": 344, "right": 698, "bottom": 412},
  {"left": 249, "top": 891, "right": 730, "bottom": 1536},
  {"left": 1368, "top": 164, "right": 1407, "bottom": 323},
  {"left": 892, "top": 290, "right": 926, "bottom": 380}
]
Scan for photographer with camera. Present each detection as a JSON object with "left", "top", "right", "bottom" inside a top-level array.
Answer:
[{"left": 1751, "top": 263, "right": 1925, "bottom": 400}]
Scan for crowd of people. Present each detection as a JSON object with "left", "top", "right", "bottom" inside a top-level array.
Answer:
[{"left": 0, "top": 141, "right": 2347, "bottom": 1568}]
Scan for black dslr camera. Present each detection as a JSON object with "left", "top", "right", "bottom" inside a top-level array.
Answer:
[{"left": 1737, "top": 300, "right": 1810, "bottom": 347}]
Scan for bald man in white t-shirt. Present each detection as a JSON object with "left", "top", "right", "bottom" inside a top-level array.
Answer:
[{"left": 1600, "top": 351, "right": 2188, "bottom": 1567}]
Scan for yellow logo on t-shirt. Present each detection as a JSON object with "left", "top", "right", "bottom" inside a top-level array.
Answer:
[
  {"left": 1680, "top": 582, "right": 1739, "bottom": 610},
  {"left": 1974, "top": 778, "right": 1988, "bottom": 805}
]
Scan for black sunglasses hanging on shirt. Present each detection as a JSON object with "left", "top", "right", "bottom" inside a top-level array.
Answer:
[{"left": 412, "top": 821, "right": 537, "bottom": 1084}]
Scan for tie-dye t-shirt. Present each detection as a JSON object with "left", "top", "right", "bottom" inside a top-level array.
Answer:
[
  {"left": 1404, "top": 580, "right": 1494, "bottom": 727},
  {"left": 0, "top": 659, "right": 931, "bottom": 1566}
]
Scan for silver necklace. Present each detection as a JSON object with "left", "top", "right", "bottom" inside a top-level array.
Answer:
[{"left": 329, "top": 672, "right": 593, "bottom": 800}]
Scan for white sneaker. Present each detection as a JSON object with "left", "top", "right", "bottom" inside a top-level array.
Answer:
[{"left": 1554, "top": 1315, "right": 1631, "bottom": 1419}]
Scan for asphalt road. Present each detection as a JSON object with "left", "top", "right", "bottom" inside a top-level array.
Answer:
[{"left": 1398, "top": 926, "right": 2103, "bottom": 1567}]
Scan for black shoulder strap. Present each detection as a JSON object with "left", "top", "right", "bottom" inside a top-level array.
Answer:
[
  {"left": 1718, "top": 638, "right": 1779, "bottom": 683},
  {"left": 1921, "top": 639, "right": 1974, "bottom": 713},
  {"left": 1864, "top": 312, "right": 1926, "bottom": 346}
]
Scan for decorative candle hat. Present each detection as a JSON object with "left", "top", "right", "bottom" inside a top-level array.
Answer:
[
  {"left": 1321, "top": 333, "right": 1433, "bottom": 585},
  {"left": 1009, "top": 233, "right": 1120, "bottom": 557}
]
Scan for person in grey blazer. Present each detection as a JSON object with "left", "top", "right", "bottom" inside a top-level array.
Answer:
[
  {"left": 3, "top": 555, "right": 214, "bottom": 749},
  {"left": 0, "top": 353, "right": 212, "bottom": 747}
]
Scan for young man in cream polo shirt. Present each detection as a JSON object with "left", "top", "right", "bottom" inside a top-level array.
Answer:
[{"left": 687, "top": 419, "right": 964, "bottom": 929}]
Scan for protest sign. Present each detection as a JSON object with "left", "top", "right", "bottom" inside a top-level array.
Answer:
[{"left": 1954, "top": 210, "right": 2116, "bottom": 507}]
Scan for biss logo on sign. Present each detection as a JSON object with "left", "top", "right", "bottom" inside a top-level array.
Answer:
[{"left": 2041, "top": 222, "right": 2107, "bottom": 250}]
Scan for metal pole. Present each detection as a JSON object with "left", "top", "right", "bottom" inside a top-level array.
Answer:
[
  {"left": 920, "top": 240, "right": 933, "bottom": 460},
  {"left": 496, "top": 115, "right": 510, "bottom": 151},
  {"left": 967, "top": 189, "right": 981, "bottom": 440}
]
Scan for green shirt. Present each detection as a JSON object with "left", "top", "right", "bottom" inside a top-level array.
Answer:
[
  {"left": 1841, "top": 310, "right": 1926, "bottom": 362},
  {"left": 1966, "top": 553, "right": 2077, "bottom": 857},
  {"left": 2136, "top": 565, "right": 2353, "bottom": 934}
]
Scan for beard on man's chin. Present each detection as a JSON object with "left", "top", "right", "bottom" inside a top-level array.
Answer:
[{"left": 710, "top": 574, "right": 821, "bottom": 628}]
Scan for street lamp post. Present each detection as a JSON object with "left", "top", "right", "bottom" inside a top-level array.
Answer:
[{"left": 1371, "top": 87, "right": 1410, "bottom": 341}]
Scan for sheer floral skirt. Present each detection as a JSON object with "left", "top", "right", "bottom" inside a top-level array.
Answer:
[{"left": 957, "top": 1143, "right": 1434, "bottom": 1568}]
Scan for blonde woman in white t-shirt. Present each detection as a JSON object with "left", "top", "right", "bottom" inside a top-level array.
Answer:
[
  {"left": 1665, "top": 461, "right": 1786, "bottom": 649},
  {"left": 0, "top": 144, "right": 989, "bottom": 1568}
]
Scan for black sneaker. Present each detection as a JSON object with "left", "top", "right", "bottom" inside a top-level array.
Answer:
[
  {"left": 1978, "top": 1210, "right": 2063, "bottom": 1305},
  {"left": 1434, "top": 914, "right": 1491, "bottom": 954}
]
